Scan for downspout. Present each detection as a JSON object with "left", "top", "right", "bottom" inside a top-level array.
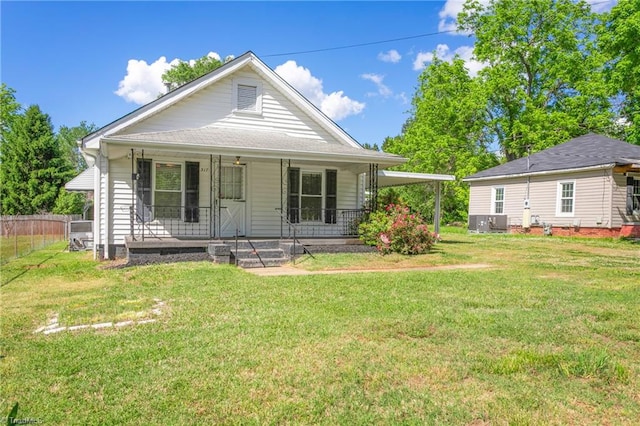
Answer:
[{"left": 78, "top": 139, "right": 100, "bottom": 260}]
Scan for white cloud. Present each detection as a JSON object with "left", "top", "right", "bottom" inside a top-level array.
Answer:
[
  {"left": 115, "top": 51, "right": 222, "bottom": 105},
  {"left": 586, "top": 0, "right": 617, "bottom": 13},
  {"left": 275, "top": 60, "right": 365, "bottom": 121},
  {"left": 361, "top": 73, "right": 392, "bottom": 97},
  {"left": 438, "top": 0, "right": 490, "bottom": 34},
  {"left": 413, "top": 44, "right": 486, "bottom": 76},
  {"left": 115, "top": 57, "right": 176, "bottom": 104},
  {"left": 377, "top": 49, "right": 401, "bottom": 63}
]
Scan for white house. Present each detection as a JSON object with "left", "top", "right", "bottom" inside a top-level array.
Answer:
[{"left": 79, "top": 52, "right": 453, "bottom": 260}]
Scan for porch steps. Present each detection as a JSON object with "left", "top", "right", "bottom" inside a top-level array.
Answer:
[{"left": 229, "top": 240, "right": 291, "bottom": 269}]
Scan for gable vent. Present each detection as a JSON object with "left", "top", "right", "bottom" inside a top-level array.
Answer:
[{"left": 237, "top": 84, "right": 257, "bottom": 111}]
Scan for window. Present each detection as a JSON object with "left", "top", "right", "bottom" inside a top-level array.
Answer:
[
  {"left": 301, "top": 172, "right": 322, "bottom": 221},
  {"left": 492, "top": 187, "right": 505, "bottom": 214},
  {"left": 155, "top": 163, "right": 182, "bottom": 219},
  {"left": 557, "top": 181, "right": 575, "bottom": 216},
  {"left": 287, "top": 168, "right": 338, "bottom": 223},
  {"left": 233, "top": 79, "right": 262, "bottom": 114},
  {"left": 221, "top": 166, "right": 244, "bottom": 200}
]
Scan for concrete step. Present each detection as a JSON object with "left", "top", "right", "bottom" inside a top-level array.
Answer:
[
  {"left": 237, "top": 257, "right": 289, "bottom": 268},
  {"left": 225, "top": 239, "right": 282, "bottom": 250},
  {"left": 232, "top": 248, "right": 287, "bottom": 259}
]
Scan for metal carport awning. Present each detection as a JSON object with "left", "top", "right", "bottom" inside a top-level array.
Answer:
[{"left": 377, "top": 170, "right": 456, "bottom": 235}]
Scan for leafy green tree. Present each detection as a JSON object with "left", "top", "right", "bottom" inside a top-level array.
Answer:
[
  {"left": 459, "top": 0, "right": 612, "bottom": 160},
  {"left": 52, "top": 188, "right": 86, "bottom": 215},
  {"left": 384, "top": 57, "right": 497, "bottom": 223},
  {"left": 57, "top": 121, "right": 98, "bottom": 172},
  {"left": 0, "top": 105, "right": 75, "bottom": 214},
  {"left": 1, "top": 83, "right": 21, "bottom": 138},
  {"left": 162, "top": 53, "right": 226, "bottom": 90},
  {"left": 598, "top": 0, "right": 640, "bottom": 144}
]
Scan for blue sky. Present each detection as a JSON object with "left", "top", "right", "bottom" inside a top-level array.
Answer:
[{"left": 1, "top": 1, "right": 615, "bottom": 148}]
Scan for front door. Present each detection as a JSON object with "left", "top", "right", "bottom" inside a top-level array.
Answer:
[{"left": 220, "top": 165, "right": 246, "bottom": 237}]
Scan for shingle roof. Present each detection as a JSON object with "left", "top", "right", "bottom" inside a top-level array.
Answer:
[
  {"left": 65, "top": 166, "right": 94, "bottom": 191},
  {"left": 464, "top": 134, "right": 640, "bottom": 181},
  {"left": 103, "top": 126, "right": 405, "bottom": 166}
]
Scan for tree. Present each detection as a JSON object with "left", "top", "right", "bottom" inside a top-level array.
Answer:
[
  {"left": 1, "top": 83, "right": 21, "bottom": 139},
  {"left": 383, "top": 58, "right": 497, "bottom": 223},
  {"left": 0, "top": 105, "right": 75, "bottom": 214},
  {"left": 57, "top": 121, "right": 98, "bottom": 172},
  {"left": 459, "top": 0, "right": 612, "bottom": 160},
  {"left": 598, "top": 0, "right": 640, "bottom": 144},
  {"left": 162, "top": 53, "right": 228, "bottom": 90}
]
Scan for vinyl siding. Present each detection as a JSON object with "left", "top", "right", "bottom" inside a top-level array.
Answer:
[
  {"left": 107, "top": 156, "right": 361, "bottom": 241},
  {"left": 468, "top": 169, "right": 615, "bottom": 228},
  {"left": 119, "top": 69, "right": 338, "bottom": 143}
]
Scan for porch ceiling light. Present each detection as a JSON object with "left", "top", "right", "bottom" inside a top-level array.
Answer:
[{"left": 235, "top": 156, "right": 241, "bottom": 165}]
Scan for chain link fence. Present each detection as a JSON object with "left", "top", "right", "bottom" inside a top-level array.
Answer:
[{"left": 0, "top": 215, "right": 80, "bottom": 264}]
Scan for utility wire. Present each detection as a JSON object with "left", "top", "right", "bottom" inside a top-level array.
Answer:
[{"left": 262, "top": 29, "right": 458, "bottom": 58}]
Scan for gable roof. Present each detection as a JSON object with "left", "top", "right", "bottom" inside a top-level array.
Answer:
[
  {"left": 82, "top": 51, "right": 363, "bottom": 150},
  {"left": 464, "top": 134, "right": 640, "bottom": 181},
  {"left": 65, "top": 166, "right": 94, "bottom": 192}
]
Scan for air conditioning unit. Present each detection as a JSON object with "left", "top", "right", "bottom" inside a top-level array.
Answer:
[{"left": 69, "top": 220, "right": 93, "bottom": 251}]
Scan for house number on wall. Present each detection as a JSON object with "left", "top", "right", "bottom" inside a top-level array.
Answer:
[{"left": 200, "top": 167, "right": 209, "bottom": 173}]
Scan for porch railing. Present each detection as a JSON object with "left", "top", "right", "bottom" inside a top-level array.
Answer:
[
  {"left": 276, "top": 208, "right": 368, "bottom": 238},
  {"left": 130, "top": 205, "right": 211, "bottom": 240}
]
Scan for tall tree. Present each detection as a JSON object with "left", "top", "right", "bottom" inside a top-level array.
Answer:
[
  {"left": 57, "top": 121, "right": 98, "bottom": 172},
  {"left": 1, "top": 83, "right": 21, "bottom": 138},
  {"left": 459, "top": 0, "right": 612, "bottom": 160},
  {"left": 162, "top": 53, "right": 228, "bottom": 90},
  {"left": 0, "top": 105, "right": 74, "bottom": 214},
  {"left": 598, "top": 0, "right": 640, "bottom": 144},
  {"left": 384, "top": 58, "right": 497, "bottom": 223}
]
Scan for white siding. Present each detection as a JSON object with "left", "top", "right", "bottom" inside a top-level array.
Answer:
[
  {"left": 247, "top": 161, "right": 359, "bottom": 237},
  {"left": 109, "top": 158, "right": 134, "bottom": 244},
  {"left": 119, "top": 69, "right": 338, "bottom": 143},
  {"left": 98, "top": 154, "right": 108, "bottom": 249},
  {"left": 468, "top": 169, "right": 615, "bottom": 228}
]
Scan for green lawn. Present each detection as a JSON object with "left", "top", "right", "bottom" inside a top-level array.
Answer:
[{"left": 1, "top": 232, "right": 639, "bottom": 424}]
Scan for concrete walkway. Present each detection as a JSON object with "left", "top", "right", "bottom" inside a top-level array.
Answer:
[{"left": 244, "top": 263, "right": 492, "bottom": 277}]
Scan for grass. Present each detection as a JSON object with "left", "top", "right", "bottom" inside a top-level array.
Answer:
[
  {"left": 0, "top": 234, "right": 67, "bottom": 265},
  {"left": 1, "top": 231, "right": 639, "bottom": 424}
]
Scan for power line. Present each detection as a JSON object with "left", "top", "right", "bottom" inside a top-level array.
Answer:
[{"left": 262, "top": 30, "right": 458, "bottom": 58}]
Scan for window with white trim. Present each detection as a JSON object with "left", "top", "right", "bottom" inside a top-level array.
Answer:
[
  {"left": 155, "top": 163, "right": 182, "bottom": 219},
  {"left": 556, "top": 181, "right": 575, "bottom": 216},
  {"left": 492, "top": 187, "right": 505, "bottom": 214},
  {"left": 287, "top": 168, "right": 337, "bottom": 223},
  {"left": 221, "top": 166, "right": 244, "bottom": 200},
  {"left": 233, "top": 78, "right": 262, "bottom": 114}
]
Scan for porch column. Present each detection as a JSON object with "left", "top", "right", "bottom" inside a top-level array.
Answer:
[{"left": 434, "top": 181, "right": 441, "bottom": 235}]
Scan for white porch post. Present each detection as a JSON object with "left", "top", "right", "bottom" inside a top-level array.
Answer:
[{"left": 434, "top": 181, "right": 441, "bottom": 235}]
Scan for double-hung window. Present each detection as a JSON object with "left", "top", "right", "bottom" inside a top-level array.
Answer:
[
  {"left": 136, "top": 160, "right": 200, "bottom": 222},
  {"left": 287, "top": 168, "right": 337, "bottom": 223},
  {"left": 155, "top": 163, "right": 182, "bottom": 219},
  {"left": 557, "top": 181, "right": 575, "bottom": 216},
  {"left": 492, "top": 187, "right": 505, "bottom": 214}
]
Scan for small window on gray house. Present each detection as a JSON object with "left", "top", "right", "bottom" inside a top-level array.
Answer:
[
  {"left": 493, "top": 187, "right": 504, "bottom": 214},
  {"left": 633, "top": 178, "right": 640, "bottom": 212}
]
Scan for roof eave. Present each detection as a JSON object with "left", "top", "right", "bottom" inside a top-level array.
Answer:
[
  {"left": 463, "top": 163, "right": 615, "bottom": 182},
  {"left": 102, "top": 138, "right": 406, "bottom": 168}
]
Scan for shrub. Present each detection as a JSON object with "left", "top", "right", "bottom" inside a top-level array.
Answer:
[{"left": 358, "top": 204, "right": 435, "bottom": 255}]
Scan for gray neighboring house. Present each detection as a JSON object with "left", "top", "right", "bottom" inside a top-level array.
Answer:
[{"left": 463, "top": 134, "right": 640, "bottom": 238}]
